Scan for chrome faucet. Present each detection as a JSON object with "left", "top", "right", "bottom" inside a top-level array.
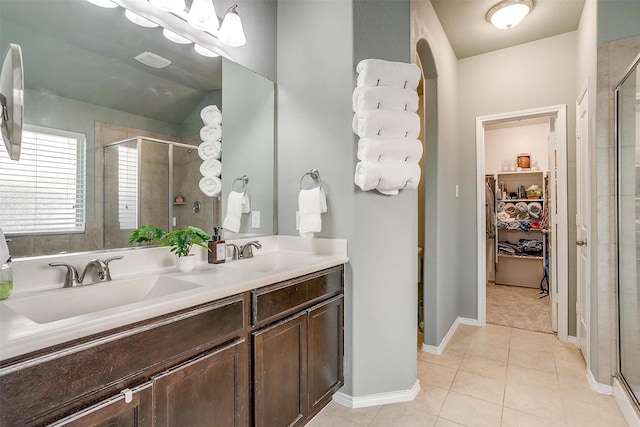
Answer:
[
  {"left": 49, "top": 256, "right": 123, "bottom": 287},
  {"left": 226, "top": 243, "right": 241, "bottom": 260},
  {"left": 239, "top": 241, "right": 262, "bottom": 259}
]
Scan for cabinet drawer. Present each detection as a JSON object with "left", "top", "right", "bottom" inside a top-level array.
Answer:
[
  {"left": 251, "top": 266, "right": 343, "bottom": 327},
  {"left": 0, "top": 294, "right": 246, "bottom": 426}
]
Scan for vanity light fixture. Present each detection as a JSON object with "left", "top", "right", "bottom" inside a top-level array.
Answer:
[
  {"left": 187, "top": 0, "right": 219, "bottom": 32},
  {"left": 86, "top": 0, "right": 118, "bottom": 8},
  {"left": 149, "top": 0, "right": 185, "bottom": 14},
  {"left": 486, "top": 0, "right": 533, "bottom": 30},
  {"left": 163, "top": 28, "right": 192, "bottom": 44},
  {"left": 194, "top": 44, "right": 220, "bottom": 57},
  {"left": 218, "top": 5, "right": 246, "bottom": 47},
  {"left": 125, "top": 9, "right": 159, "bottom": 28}
]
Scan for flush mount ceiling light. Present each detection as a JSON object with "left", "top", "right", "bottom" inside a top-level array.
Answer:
[
  {"left": 218, "top": 5, "right": 246, "bottom": 47},
  {"left": 125, "top": 9, "right": 159, "bottom": 27},
  {"left": 188, "top": 0, "right": 219, "bottom": 32},
  {"left": 86, "top": 0, "right": 118, "bottom": 8},
  {"left": 486, "top": 0, "right": 534, "bottom": 30}
]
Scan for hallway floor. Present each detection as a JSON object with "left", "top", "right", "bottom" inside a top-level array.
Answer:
[
  {"left": 486, "top": 282, "right": 552, "bottom": 333},
  {"left": 308, "top": 324, "right": 629, "bottom": 427}
]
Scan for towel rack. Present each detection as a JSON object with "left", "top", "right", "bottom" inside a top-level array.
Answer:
[
  {"left": 300, "top": 169, "right": 322, "bottom": 190},
  {"left": 232, "top": 175, "right": 249, "bottom": 193}
]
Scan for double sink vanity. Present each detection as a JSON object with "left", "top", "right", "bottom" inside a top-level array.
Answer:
[{"left": 0, "top": 236, "right": 348, "bottom": 426}]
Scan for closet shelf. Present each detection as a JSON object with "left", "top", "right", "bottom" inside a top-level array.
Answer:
[
  {"left": 498, "top": 254, "right": 544, "bottom": 260},
  {"left": 499, "top": 198, "right": 543, "bottom": 202}
]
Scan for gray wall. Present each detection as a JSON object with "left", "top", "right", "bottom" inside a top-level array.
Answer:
[
  {"left": 457, "top": 32, "right": 579, "bottom": 335},
  {"left": 410, "top": 0, "right": 463, "bottom": 346},
  {"left": 277, "top": 0, "right": 418, "bottom": 398},
  {"left": 597, "top": 0, "right": 640, "bottom": 44}
]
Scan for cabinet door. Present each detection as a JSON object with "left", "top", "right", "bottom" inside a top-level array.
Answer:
[
  {"left": 153, "top": 339, "right": 248, "bottom": 427},
  {"left": 48, "top": 382, "right": 153, "bottom": 427},
  {"left": 253, "top": 312, "right": 307, "bottom": 427},
  {"left": 307, "top": 295, "right": 344, "bottom": 417}
]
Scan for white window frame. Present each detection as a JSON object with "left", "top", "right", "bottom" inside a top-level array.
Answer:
[{"left": 0, "top": 124, "right": 87, "bottom": 235}]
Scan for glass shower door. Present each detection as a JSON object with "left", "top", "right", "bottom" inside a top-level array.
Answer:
[{"left": 616, "top": 53, "right": 640, "bottom": 406}]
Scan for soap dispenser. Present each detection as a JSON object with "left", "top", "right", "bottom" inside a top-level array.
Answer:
[{"left": 208, "top": 228, "right": 226, "bottom": 264}]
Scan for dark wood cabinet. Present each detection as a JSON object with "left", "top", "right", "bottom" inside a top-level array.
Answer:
[
  {"left": 49, "top": 382, "right": 153, "bottom": 427},
  {"left": 153, "top": 338, "right": 249, "bottom": 427},
  {"left": 253, "top": 313, "right": 308, "bottom": 427},
  {"left": 0, "top": 265, "right": 344, "bottom": 427},
  {"left": 307, "top": 296, "right": 344, "bottom": 418},
  {"left": 252, "top": 284, "right": 344, "bottom": 427}
]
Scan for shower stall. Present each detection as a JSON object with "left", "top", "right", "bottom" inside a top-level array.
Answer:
[{"left": 102, "top": 136, "right": 216, "bottom": 249}]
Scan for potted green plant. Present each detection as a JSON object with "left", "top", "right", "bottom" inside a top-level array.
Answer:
[
  {"left": 165, "top": 226, "right": 211, "bottom": 272},
  {"left": 127, "top": 224, "right": 166, "bottom": 247}
]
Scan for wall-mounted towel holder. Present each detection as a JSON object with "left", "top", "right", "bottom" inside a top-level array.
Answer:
[
  {"left": 300, "top": 169, "right": 322, "bottom": 190},
  {"left": 232, "top": 175, "right": 249, "bottom": 193}
]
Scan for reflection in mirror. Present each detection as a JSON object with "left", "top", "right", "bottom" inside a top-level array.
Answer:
[
  {"left": 615, "top": 52, "right": 640, "bottom": 407},
  {"left": 0, "top": 43, "right": 24, "bottom": 160},
  {"left": 0, "top": 0, "right": 274, "bottom": 259}
]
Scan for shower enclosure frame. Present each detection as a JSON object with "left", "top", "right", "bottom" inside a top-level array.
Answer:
[
  {"left": 614, "top": 51, "right": 640, "bottom": 414},
  {"left": 102, "top": 136, "right": 199, "bottom": 239}
]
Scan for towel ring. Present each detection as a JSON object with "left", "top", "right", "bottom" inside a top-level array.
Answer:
[
  {"left": 300, "top": 168, "right": 322, "bottom": 190},
  {"left": 232, "top": 175, "right": 249, "bottom": 193}
]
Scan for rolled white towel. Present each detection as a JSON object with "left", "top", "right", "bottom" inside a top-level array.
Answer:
[
  {"left": 200, "top": 124, "right": 222, "bottom": 141},
  {"left": 199, "top": 159, "right": 222, "bottom": 178},
  {"left": 354, "top": 161, "right": 421, "bottom": 196},
  {"left": 357, "top": 138, "right": 423, "bottom": 163},
  {"left": 356, "top": 59, "right": 421, "bottom": 90},
  {"left": 223, "top": 191, "right": 246, "bottom": 233},
  {"left": 200, "top": 105, "right": 222, "bottom": 126},
  {"left": 352, "top": 86, "right": 419, "bottom": 113},
  {"left": 352, "top": 110, "right": 420, "bottom": 139},
  {"left": 298, "top": 187, "right": 327, "bottom": 238},
  {"left": 199, "top": 176, "right": 221, "bottom": 197},
  {"left": 198, "top": 140, "right": 221, "bottom": 160}
]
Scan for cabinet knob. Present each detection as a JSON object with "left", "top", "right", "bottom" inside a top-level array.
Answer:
[{"left": 576, "top": 240, "right": 587, "bottom": 247}]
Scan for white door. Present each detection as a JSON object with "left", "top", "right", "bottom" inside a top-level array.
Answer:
[{"left": 576, "top": 82, "right": 590, "bottom": 362}]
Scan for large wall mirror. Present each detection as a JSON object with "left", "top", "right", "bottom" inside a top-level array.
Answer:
[{"left": 0, "top": 0, "right": 275, "bottom": 259}]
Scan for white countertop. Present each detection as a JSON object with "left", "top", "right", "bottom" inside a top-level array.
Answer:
[{"left": 0, "top": 236, "right": 348, "bottom": 362}]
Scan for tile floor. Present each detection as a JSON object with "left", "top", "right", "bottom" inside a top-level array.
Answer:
[{"left": 308, "top": 324, "right": 630, "bottom": 427}]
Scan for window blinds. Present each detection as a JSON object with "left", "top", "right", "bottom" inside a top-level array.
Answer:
[
  {"left": 0, "top": 125, "right": 86, "bottom": 234},
  {"left": 117, "top": 145, "right": 138, "bottom": 230}
]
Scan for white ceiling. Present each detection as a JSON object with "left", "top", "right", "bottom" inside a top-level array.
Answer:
[{"left": 430, "top": 0, "right": 586, "bottom": 59}]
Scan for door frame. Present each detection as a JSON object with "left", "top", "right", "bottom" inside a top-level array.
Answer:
[
  {"left": 475, "top": 105, "right": 569, "bottom": 342},
  {"left": 576, "top": 79, "right": 591, "bottom": 364}
]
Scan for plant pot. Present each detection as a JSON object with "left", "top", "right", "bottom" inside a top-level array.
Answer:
[{"left": 176, "top": 254, "right": 195, "bottom": 272}]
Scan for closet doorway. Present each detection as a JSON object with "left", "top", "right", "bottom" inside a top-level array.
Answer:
[{"left": 476, "top": 106, "right": 569, "bottom": 340}]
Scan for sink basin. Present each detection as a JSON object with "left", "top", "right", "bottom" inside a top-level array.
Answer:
[
  {"left": 5, "top": 275, "right": 202, "bottom": 324},
  {"left": 220, "top": 253, "right": 323, "bottom": 273}
]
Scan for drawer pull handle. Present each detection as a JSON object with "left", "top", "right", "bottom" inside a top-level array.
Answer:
[{"left": 121, "top": 388, "right": 133, "bottom": 403}]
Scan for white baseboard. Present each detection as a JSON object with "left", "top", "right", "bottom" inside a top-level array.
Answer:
[
  {"left": 613, "top": 377, "right": 640, "bottom": 427},
  {"left": 421, "top": 317, "right": 481, "bottom": 355},
  {"left": 567, "top": 335, "right": 577, "bottom": 346},
  {"left": 332, "top": 380, "right": 420, "bottom": 409},
  {"left": 586, "top": 368, "right": 613, "bottom": 395}
]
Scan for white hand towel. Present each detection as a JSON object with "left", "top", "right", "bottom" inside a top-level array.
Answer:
[
  {"left": 298, "top": 187, "right": 327, "bottom": 238},
  {"left": 356, "top": 59, "right": 421, "bottom": 90},
  {"left": 357, "top": 138, "right": 423, "bottom": 163},
  {"left": 223, "top": 191, "right": 246, "bottom": 233},
  {"left": 0, "top": 228, "right": 10, "bottom": 263},
  {"left": 199, "top": 176, "right": 221, "bottom": 197},
  {"left": 354, "top": 161, "right": 421, "bottom": 196},
  {"left": 200, "top": 125, "right": 222, "bottom": 142},
  {"left": 352, "top": 86, "right": 419, "bottom": 113},
  {"left": 352, "top": 110, "right": 420, "bottom": 139},
  {"left": 199, "top": 159, "right": 222, "bottom": 178},
  {"left": 242, "top": 193, "right": 251, "bottom": 214},
  {"left": 200, "top": 105, "right": 222, "bottom": 126},
  {"left": 198, "top": 140, "right": 221, "bottom": 160}
]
